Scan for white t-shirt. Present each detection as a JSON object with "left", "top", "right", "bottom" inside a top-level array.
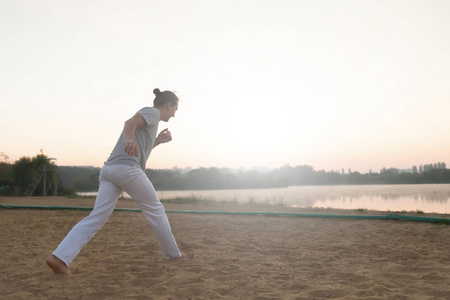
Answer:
[{"left": 105, "top": 107, "right": 160, "bottom": 170}]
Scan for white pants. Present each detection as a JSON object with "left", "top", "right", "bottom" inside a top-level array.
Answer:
[{"left": 53, "top": 164, "right": 181, "bottom": 266}]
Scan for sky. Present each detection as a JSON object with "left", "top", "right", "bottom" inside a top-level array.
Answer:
[{"left": 1, "top": 0, "right": 449, "bottom": 173}]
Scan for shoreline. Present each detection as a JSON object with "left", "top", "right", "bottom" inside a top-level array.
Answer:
[{"left": 1, "top": 196, "right": 449, "bottom": 219}]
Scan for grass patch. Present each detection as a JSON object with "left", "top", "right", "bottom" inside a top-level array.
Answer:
[
  {"left": 65, "top": 194, "right": 96, "bottom": 200},
  {"left": 160, "top": 195, "right": 217, "bottom": 204},
  {"left": 247, "top": 197, "right": 256, "bottom": 205},
  {"left": 160, "top": 195, "right": 285, "bottom": 206},
  {"left": 391, "top": 209, "right": 427, "bottom": 215}
]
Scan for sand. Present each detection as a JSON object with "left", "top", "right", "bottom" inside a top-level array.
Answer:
[{"left": 1, "top": 197, "right": 449, "bottom": 300}]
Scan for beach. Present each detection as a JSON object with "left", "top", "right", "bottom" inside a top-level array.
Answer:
[{"left": 1, "top": 197, "right": 449, "bottom": 299}]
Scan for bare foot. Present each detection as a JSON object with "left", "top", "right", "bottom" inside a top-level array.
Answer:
[
  {"left": 180, "top": 252, "right": 195, "bottom": 259},
  {"left": 46, "top": 255, "right": 71, "bottom": 275}
]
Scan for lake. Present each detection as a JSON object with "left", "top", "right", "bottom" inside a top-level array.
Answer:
[{"left": 78, "top": 184, "right": 450, "bottom": 214}]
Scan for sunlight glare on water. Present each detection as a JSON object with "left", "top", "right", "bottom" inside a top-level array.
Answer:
[{"left": 79, "top": 184, "right": 450, "bottom": 214}]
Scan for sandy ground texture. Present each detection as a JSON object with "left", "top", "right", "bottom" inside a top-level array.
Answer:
[{"left": 1, "top": 197, "right": 449, "bottom": 300}]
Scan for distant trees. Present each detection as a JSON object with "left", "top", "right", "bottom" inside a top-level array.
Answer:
[
  {"left": 0, "top": 153, "right": 13, "bottom": 195},
  {"left": 58, "top": 166, "right": 100, "bottom": 192},
  {"left": 49, "top": 163, "right": 450, "bottom": 192},
  {"left": 0, "top": 151, "right": 63, "bottom": 196},
  {"left": 145, "top": 164, "right": 450, "bottom": 190},
  {"left": 146, "top": 167, "right": 292, "bottom": 190},
  {"left": 1, "top": 151, "right": 449, "bottom": 195},
  {"left": 413, "top": 162, "right": 446, "bottom": 174}
]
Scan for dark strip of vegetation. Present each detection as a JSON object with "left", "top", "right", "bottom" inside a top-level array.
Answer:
[
  {"left": 145, "top": 165, "right": 450, "bottom": 191},
  {"left": 1, "top": 151, "right": 449, "bottom": 196}
]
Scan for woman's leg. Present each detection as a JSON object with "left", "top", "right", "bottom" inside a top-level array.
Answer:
[
  {"left": 120, "top": 167, "right": 181, "bottom": 259},
  {"left": 51, "top": 165, "right": 122, "bottom": 267}
]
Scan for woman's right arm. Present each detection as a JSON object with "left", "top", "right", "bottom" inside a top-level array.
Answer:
[{"left": 123, "top": 113, "right": 147, "bottom": 157}]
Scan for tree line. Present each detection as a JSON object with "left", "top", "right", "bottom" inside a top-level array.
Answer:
[
  {"left": 1, "top": 152, "right": 449, "bottom": 195},
  {"left": 0, "top": 152, "right": 63, "bottom": 196},
  {"left": 145, "top": 165, "right": 450, "bottom": 190}
]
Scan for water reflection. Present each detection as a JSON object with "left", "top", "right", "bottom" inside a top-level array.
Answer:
[
  {"left": 79, "top": 184, "right": 450, "bottom": 213},
  {"left": 157, "top": 184, "right": 450, "bottom": 214},
  {"left": 318, "top": 185, "right": 450, "bottom": 203}
]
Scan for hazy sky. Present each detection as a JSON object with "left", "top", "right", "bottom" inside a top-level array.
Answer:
[{"left": 1, "top": 0, "right": 449, "bottom": 173}]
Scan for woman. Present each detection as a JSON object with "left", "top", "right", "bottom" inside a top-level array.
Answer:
[{"left": 47, "top": 88, "right": 185, "bottom": 275}]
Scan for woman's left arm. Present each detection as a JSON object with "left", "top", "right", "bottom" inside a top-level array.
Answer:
[{"left": 153, "top": 128, "right": 172, "bottom": 148}]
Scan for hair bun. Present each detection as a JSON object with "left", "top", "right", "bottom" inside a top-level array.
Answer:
[{"left": 153, "top": 88, "right": 162, "bottom": 96}]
